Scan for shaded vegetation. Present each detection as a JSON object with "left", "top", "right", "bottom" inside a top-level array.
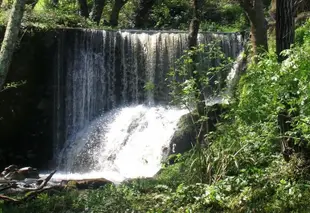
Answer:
[{"left": 0, "top": 0, "right": 247, "bottom": 31}]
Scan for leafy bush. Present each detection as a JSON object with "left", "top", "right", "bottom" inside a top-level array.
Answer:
[
  {"left": 23, "top": 6, "right": 98, "bottom": 29},
  {"left": 295, "top": 19, "right": 310, "bottom": 45},
  {"left": 200, "top": 3, "right": 248, "bottom": 32}
]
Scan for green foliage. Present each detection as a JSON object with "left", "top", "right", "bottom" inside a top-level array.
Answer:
[
  {"left": 0, "top": 190, "right": 84, "bottom": 213},
  {"left": 238, "top": 21, "right": 310, "bottom": 144},
  {"left": 0, "top": 5, "right": 99, "bottom": 29},
  {"left": 148, "top": 0, "right": 247, "bottom": 31},
  {"left": 80, "top": 184, "right": 132, "bottom": 212},
  {"left": 200, "top": 3, "right": 248, "bottom": 32},
  {"left": 144, "top": 81, "right": 155, "bottom": 92},
  {"left": 0, "top": 10, "right": 9, "bottom": 26},
  {"left": 23, "top": 7, "right": 98, "bottom": 29},
  {"left": 295, "top": 19, "right": 310, "bottom": 45},
  {"left": 167, "top": 42, "right": 232, "bottom": 108},
  {"left": 150, "top": 0, "right": 190, "bottom": 30}
]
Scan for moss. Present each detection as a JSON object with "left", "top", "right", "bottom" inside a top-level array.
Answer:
[
  {"left": 169, "top": 112, "right": 197, "bottom": 156},
  {"left": 169, "top": 104, "right": 227, "bottom": 157}
]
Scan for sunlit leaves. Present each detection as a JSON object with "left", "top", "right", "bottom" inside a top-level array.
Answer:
[
  {"left": 167, "top": 42, "right": 233, "bottom": 108},
  {"left": 237, "top": 20, "right": 310, "bottom": 145}
]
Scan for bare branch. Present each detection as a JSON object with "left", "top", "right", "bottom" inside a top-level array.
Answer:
[{"left": 0, "top": 170, "right": 57, "bottom": 204}]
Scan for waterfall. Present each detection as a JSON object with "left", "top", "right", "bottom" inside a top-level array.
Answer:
[
  {"left": 53, "top": 29, "right": 243, "bottom": 182},
  {"left": 54, "top": 105, "right": 187, "bottom": 182}
]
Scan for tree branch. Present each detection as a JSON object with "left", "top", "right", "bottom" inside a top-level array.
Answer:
[{"left": 0, "top": 170, "right": 57, "bottom": 204}]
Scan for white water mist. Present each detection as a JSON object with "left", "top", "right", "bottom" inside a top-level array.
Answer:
[{"left": 57, "top": 105, "right": 187, "bottom": 182}]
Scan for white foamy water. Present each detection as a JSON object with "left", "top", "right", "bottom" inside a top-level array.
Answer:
[{"left": 55, "top": 105, "right": 187, "bottom": 183}]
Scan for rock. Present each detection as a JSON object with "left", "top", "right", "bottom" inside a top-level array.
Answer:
[
  {"left": 168, "top": 113, "right": 197, "bottom": 157},
  {"left": 2, "top": 166, "right": 39, "bottom": 180},
  {"left": 61, "top": 178, "right": 112, "bottom": 190},
  {"left": 168, "top": 104, "right": 227, "bottom": 158},
  {"left": 18, "top": 167, "right": 40, "bottom": 179},
  {"left": 1, "top": 165, "right": 18, "bottom": 177}
]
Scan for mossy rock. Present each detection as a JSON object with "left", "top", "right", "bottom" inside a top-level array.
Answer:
[
  {"left": 169, "top": 113, "right": 197, "bottom": 156},
  {"left": 61, "top": 178, "right": 112, "bottom": 190},
  {"left": 169, "top": 104, "right": 227, "bottom": 157}
]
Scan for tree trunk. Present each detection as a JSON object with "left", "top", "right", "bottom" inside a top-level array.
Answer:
[
  {"left": 188, "top": 18, "right": 205, "bottom": 117},
  {"left": 134, "top": 0, "right": 156, "bottom": 28},
  {"left": 188, "top": 0, "right": 202, "bottom": 48},
  {"left": 239, "top": 0, "right": 268, "bottom": 55},
  {"left": 78, "top": 0, "right": 89, "bottom": 18},
  {"left": 276, "top": 0, "right": 296, "bottom": 161},
  {"left": 188, "top": 0, "right": 206, "bottom": 145},
  {"left": 188, "top": 19, "right": 199, "bottom": 49},
  {"left": 109, "top": 0, "right": 128, "bottom": 27},
  {"left": 276, "top": 0, "right": 295, "bottom": 62},
  {"left": 0, "top": 0, "right": 25, "bottom": 89},
  {"left": 188, "top": 0, "right": 204, "bottom": 117},
  {"left": 90, "top": 0, "right": 106, "bottom": 24}
]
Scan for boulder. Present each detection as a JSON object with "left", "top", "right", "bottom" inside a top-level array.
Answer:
[
  {"left": 169, "top": 104, "right": 227, "bottom": 157},
  {"left": 61, "top": 178, "right": 112, "bottom": 189},
  {"left": 169, "top": 113, "right": 197, "bottom": 157},
  {"left": 1, "top": 165, "right": 39, "bottom": 180},
  {"left": 1, "top": 165, "right": 18, "bottom": 177}
]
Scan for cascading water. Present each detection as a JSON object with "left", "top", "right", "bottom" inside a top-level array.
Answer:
[
  {"left": 53, "top": 29, "right": 243, "bottom": 182},
  {"left": 55, "top": 105, "right": 187, "bottom": 182}
]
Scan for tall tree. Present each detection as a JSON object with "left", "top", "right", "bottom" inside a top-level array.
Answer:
[
  {"left": 188, "top": 0, "right": 206, "bottom": 144},
  {"left": 90, "top": 0, "right": 106, "bottom": 24},
  {"left": 0, "top": 0, "right": 25, "bottom": 89},
  {"left": 238, "top": 0, "right": 268, "bottom": 55},
  {"left": 134, "top": 0, "right": 156, "bottom": 28},
  {"left": 78, "top": 0, "right": 89, "bottom": 18},
  {"left": 188, "top": 0, "right": 202, "bottom": 113},
  {"left": 276, "top": 0, "right": 295, "bottom": 62},
  {"left": 270, "top": 0, "right": 309, "bottom": 28},
  {"left": 276, "top": 0, "right": 296, "bottom": 161},
  {"left": 109, "top": 0, "right": 128, "bottom": 27},
  {"left": 188, "top": 0, "right": 200, "bottom": 49}
]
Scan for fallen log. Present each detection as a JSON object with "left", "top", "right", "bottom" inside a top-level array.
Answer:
[
  {"left": 60, "top": 178, "right": 112, "bottom": 189},
  {"left": 0, "top": 194, "right": 19, "bottom": 202},
  {"left": 17, "top": 170, "right": 56, "bottom": 191}
]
